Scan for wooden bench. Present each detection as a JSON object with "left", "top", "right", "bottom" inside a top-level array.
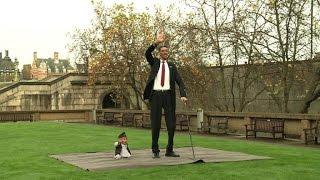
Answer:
[
  {"left": 0, "top": 113, "right": 33, "bottom": 122},
  {"left": 201, "top": 116, "right": 229, "bottom": 134},
  {"left": 176, "top": 114, "right": 189, "bottom": 131},
  {"left": 245, "top": 118, "right": 284, "bottom": 139},
  {"left": 303, "top": 120, "right": 319, "bottom": 145}
]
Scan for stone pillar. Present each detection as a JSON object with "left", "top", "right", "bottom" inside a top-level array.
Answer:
[
  {"left": 92, "top": 109, "right": 96, "bottom": 123},
  {"left": 52, "top": 92, "right": 59, "bottom": 110},
  {"left": 243, "top": 116, "right": 251, "bottom": 134},
  {"left": 300, "top": 119, "right": 310, "bottom": 141},
  {"left": 14, "top": 59, "right": 19, "bottom": 82},
  {"left": 196, "top": 108, "right": 203, "bottom": 131}
]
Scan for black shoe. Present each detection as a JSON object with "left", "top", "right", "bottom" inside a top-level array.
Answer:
[
  {"left": 152, "top": 152, "right": 160, "bottom": 158},
  {"left": 165, "top": 151, "right": 180, "bottom": 157}
]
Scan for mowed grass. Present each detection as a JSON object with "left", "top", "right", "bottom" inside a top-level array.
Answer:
[{"left": 0, "top": 122, "right": 319, "bottom": 180}]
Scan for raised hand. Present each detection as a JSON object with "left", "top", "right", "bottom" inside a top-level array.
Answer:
[
  {"left": 181, "top": 97, "right": 188, "bottom": 105},
  {"left": 155, "top": 27, "right": 165, "bottom": 44}
]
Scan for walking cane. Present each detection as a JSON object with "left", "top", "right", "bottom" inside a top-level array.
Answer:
[{"left": 184, "top": 102, "right": 205, "bottom": 164}]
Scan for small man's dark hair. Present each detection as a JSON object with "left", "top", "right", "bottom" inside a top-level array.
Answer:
[{"left": 118, "top": 132, "right": 127, "bottom": 138}]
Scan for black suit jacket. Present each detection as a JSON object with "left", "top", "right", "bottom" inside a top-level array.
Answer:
[{"left": 143, "top": 44, "right": 187, "bottom": 108}]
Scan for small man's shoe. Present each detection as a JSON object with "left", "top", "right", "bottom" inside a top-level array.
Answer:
[{"left": 165, "top": 151, "right": 180, "bottom": 157}]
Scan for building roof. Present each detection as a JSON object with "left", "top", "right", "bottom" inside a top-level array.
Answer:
[
  {"left": 0, "top": 57, "right": 16, "bottom": 71},
  {"left": 34, "top": 58, "right": 74, "bottom": 73},
  {"left": 0, "top": 50, "right": 18, "bottom": 71}
]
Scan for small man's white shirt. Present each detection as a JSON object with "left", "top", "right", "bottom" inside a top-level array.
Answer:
[{"left": 120, "top": 144, "right": 131, "bottom": 158}]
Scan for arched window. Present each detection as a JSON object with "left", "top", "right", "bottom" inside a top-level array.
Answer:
[{"left": 102, "top": 92, "right": 120, "bottom": 109}]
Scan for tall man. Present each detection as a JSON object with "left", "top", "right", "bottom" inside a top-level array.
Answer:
[{"left": 143, "top": 28, "right": 188, "bottom": 158}]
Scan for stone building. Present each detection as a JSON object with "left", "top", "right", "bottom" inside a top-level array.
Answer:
[
  {"left": 0, "top": 50, "right": 20, "bottom": 82},
  {"left": 30, "top": 52, "right": 74, "bottom": 80}
]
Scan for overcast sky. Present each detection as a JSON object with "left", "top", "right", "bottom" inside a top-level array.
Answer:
[{"left": 0, "top": 0, "right": 176, "bottom": 69}]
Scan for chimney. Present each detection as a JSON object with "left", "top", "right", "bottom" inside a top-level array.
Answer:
[
  {"left": 14, "top": 58, "right": 19, "bottom": 65},
  {"left": 33, "top": 52, "right": 37, "bottom": 62},
  {"left": 54, "top": 52, "right": 59, "bottom": 64},
  {"left": 5, "top": 50, "right": 9, "bottom": 57}
]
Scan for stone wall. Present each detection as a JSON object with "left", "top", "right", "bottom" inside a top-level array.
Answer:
[
  {"left": 181, "top": 60, "right": 320, "bottom": 113},
  {"left": 0, "top": 73, "right": 134, "bottom": 111}
]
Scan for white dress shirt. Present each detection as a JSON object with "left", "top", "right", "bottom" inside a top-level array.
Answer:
[
  {"left": 120, "top": 144, "right": 131, "bottom": 158},
  {"left": 153, "top": 59, "right": 170, "bottom": 90}
]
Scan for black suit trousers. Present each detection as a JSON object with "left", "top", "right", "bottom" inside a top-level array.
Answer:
[{"left": 150, "top": 90, "right": 176, "bottom": 153}]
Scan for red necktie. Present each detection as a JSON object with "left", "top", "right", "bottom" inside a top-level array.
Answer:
[{"left": 161, "top": 61, "right": 165, "bottom": 86}]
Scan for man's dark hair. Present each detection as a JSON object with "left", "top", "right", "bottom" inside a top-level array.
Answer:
[{"left": 158, "top": 45, "right": 169, "bottom": 51}]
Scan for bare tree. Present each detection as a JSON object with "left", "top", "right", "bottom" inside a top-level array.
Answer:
[{"left": 246, "top": 0, "right": 312, "bottom": 112}]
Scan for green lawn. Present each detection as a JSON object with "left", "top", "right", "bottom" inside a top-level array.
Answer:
[{"left": 0, "top": 122, "right": 319, "bottom": 180}]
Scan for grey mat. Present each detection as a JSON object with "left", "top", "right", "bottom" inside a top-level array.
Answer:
[{"left": 50, "top": 147, "right": 271, "bottom": 171}]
